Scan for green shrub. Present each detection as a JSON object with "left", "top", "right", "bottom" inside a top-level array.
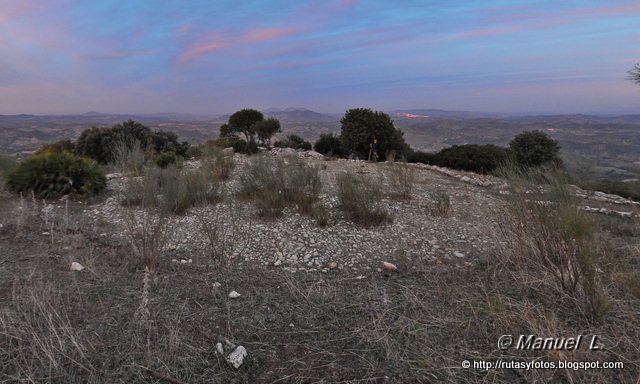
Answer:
[
  {"left": 431, "top": 144, "right": 508, "bottom": 174},
  {"left": 407, "top": 150, "right": 434, "bottom": 164},
  {"left": 155, "top": 151, "right": 177, "bottom": 168},
  {"left": 231, "top": 139, "right": 259, "bottom": 155},
  {"left": 34, "top": 139, "right": 75, "bottom": 155},
  {"left": 0, "top": 154, "right": 17, "bottom": 191},
  {"left": 314, "top": 133, "right": 345, "bottom": 157},
  {"left": 75, "top": 120, "right": 188, "bottom": 164},
  {"left": 339, "top": 108, "right": 410, "bottom": 161},
  {"left": 336, "top": 171, "right": 391, "bottom": 226},
  {"left": 274, "top": 134, "right": 312, "bottom": 150},
  {"left": 509, "top": 130, "right": 561, "bottom": 168},
  {"left": 7, "top": 152, "right": 106, "bottom": 198}
]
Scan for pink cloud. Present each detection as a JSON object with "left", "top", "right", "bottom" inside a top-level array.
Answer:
[
  {"left": 242, "top": 27, "right": 299, "bottom": 43},
  {"left": 177, "top": 34, "right": 226, "bottom": 64},
  {"left": 176, "top": 23, "right": 192, "bottom": 34}
]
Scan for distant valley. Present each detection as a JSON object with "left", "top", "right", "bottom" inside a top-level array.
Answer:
[{"left": 1, "top": 108, "right": 639, "bottom": 180}]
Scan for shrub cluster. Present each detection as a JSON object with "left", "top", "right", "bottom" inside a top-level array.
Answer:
[
  {"left": 155, "top": 151, "right": 177, "bottom": 168},
  {"left": 274, "top": 134, "right": 312, "bottom": 151},
  {"left": 34, "top": 139, "right": 75, "bottom": 155},
  {"left": 314, "top": 133, "right": 346, "bottom": 157},
  {"left": 75, "top": 120, "right": 188, "bottom": 164},
  {"left": 7, "top": 152, "right": 106, "bottom": 198},
  {"left": 408, "top": 144, "right": 509, "bottom": 174},
  {"left": 231, "top": 139, "right": 259, "bottom": 155}
]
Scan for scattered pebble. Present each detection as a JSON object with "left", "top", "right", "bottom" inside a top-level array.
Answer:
[
  {"left": 382, "top": 261, "right": 397, "bottom": 271},
  {"left": 70, "top": 262, "right": 84, "bottom": 271},
  {"left": 228, "top": 291, "right": 241, "bottom": 299},
  {"left": 226, "top": 346, "right": 247, "bottom": 369}
]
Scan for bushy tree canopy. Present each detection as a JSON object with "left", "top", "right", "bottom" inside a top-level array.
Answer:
[
  {"left": 629, "top": 63, "right": 640, "bottom": 85},
  {"left": 339, "top": 108, "right": 410, "bottom": 160},
  {"left": 227, "top": 109, "right": 264, "bottom": 142},
  {"left": 509, "top": 130, "right": 561, "bottom": 167},
  {"left": 255, "top": 118, "right": 281, "bottom": 146},
  {"left": 221, "top": 109, "right": 281, "bottom": 146}
]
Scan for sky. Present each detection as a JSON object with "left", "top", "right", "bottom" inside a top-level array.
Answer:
[{"left": 1, "top": 0, "right": 640, "bottom": 115}]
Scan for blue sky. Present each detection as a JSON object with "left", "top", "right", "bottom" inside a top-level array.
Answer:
[{"left": 1, "top": 0, "right": 639, "bottom": 115}]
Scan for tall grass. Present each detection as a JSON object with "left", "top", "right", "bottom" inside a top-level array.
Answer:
[
  {"left": 111, "top": 139, "right": 147, "bottom": 176},
  {"left": 336, "top": 171, "right": 391, "bottom": 227},
  {"left": 495, "top": 163, "right": 609, "bottom": 321},
  {"left": 238, "top": 155, "right": 322, "bottom": 219},
  {"left": 384, "top": 160, "right": 415, "bottom": 200}
]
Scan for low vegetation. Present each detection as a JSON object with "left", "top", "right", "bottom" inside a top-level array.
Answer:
[
  {"left": 121, "top": 166, "right": 221, "bottom": 215},
  {"left": 274, "top": 134, "right": 312, "bottom": 150},
  {"left": 336, "top": 170, "right": 392, "bottom": 226},
  {"left": 238, "top": 155, "right": 322, "bottom": 219},
  {"left": 6, "top": 152, "right": 106, "bottom": 198}
]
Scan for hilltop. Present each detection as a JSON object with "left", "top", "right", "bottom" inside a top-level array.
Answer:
[{"left": 0, "top": 150, "right": 638, "bottom": 383}]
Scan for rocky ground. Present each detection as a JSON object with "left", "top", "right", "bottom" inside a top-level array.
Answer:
[{"left": 1, "top": 150, "right": 638, "bottom": 383}]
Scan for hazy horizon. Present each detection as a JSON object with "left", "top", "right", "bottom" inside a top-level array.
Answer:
[{"left": 1, "top": 1, "right": 640, "bottom": 115}]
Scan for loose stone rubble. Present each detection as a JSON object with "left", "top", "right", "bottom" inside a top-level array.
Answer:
[{"left": 81, "top": 153, "right": 638, "bottom": 274}]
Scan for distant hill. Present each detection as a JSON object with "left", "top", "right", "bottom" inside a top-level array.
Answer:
[{"left": 263, "top": 108, "right": 337, "bottom": 123}]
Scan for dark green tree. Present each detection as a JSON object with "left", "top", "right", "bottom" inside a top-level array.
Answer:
[
  {"left": 509, "top": 130, "right": 561, "bottom": 167},
  {"left": 227, "top": 109, "right": 264, "bottom": 142},
  {"left": 339, "top": 108, "right": 410, "bottom": 160},
  {"left": 255, "top": 118, "right": 281, "bottom": 146},
  {"left": 629, "top": 63, "right": 640, "bottom": 84},
  {"left": 314, "top": 133, "right": 345, "bottom": 156}
]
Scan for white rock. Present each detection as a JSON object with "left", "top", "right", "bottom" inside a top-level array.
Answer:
[
  {"left": 213, "top": 282, "right": 222, "bottom": 288},
  {"left": 171, "top": 259, "right": 179, "bottom": 263},
  {"left": 289, "top": 323, "right": 294, "bottom": 328},
  {"left": 222, "top": 147, "right": 235, "bottom": 156},
  {"left": 188, "top": 258, "right": 193, "bottom": 263},
  {"left": 70, "top": 262, "right": 84, "bottom": 271},
  {"left": 226, "top": 346, "right": 247, "bottom": 369},
  {"left": 216, "top": 342, "right": 225, "bottom": 355},
  {"left": 453, "top": 251, "right": 465, "bottom": 258},
  {"left": 382, "top": 261, "right": 397, "bottom": 271},
  {"left": 327, "top": 261, "right": 338, "bottom": 270},
  {"left": 273, "top": 259, "right": 282, "bottom": 266},
  {"left": 180, "top": 259, "right": 187, "bottom": 264},
  {"left": 228, "top": 291, "right": 241, "bottom": 299}
]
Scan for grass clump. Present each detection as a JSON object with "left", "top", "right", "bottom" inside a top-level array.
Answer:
[
  {"left": 384, "top": 160, "right": 415, "bottom": 200},
  {"left": 430, "top": 189, "right": 450, "bottom": 216},
  {"left": 121, "top": 166, "right": 220, "bottom": 215},
  {"left": 496, "top": 164, "right": 609, "bottom": 321},
  {"left": 201, "top": 147, "right": 235, "bottom": 181},
  {"left": 238, "top": 155, "right": 322, "bottom": 219},
  {"left": 336, "top": 171, "right": 391, "bottom": 227},
  {"left": 7, "top": 152, "right": 106, "bottom": 199}
]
